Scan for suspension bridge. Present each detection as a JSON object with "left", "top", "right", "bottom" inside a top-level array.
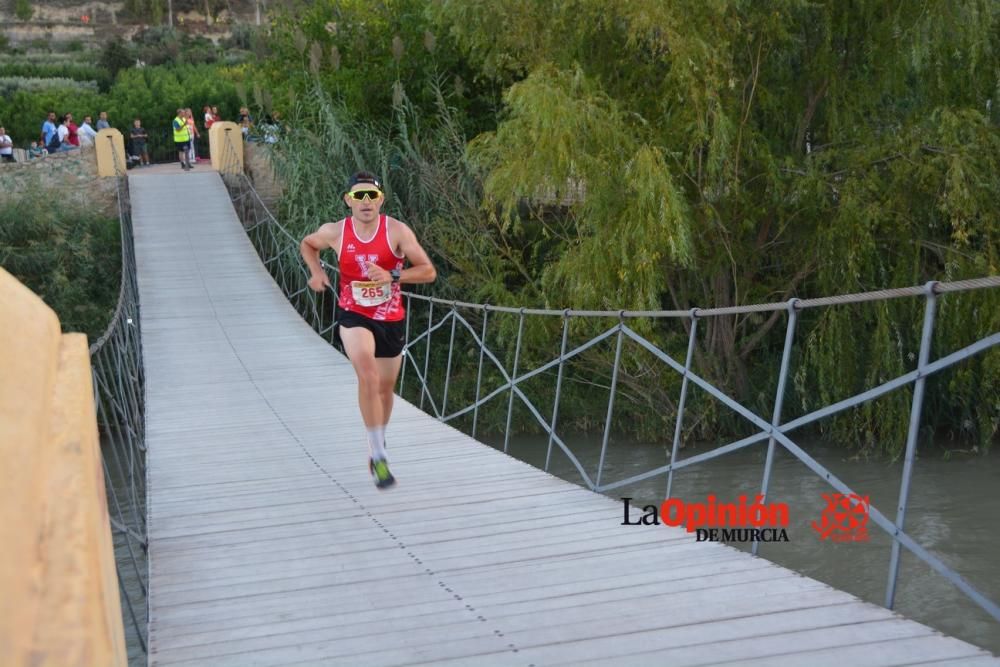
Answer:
[{"left": 3, "top": 129, "right": 1000, "bottom": 666}]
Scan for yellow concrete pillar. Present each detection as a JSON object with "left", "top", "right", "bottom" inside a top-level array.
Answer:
[
  {"left": 210, "top": 121, "right": 244, "bottom": 174},
  {"left": 95, "top": 128, "right": 127, "bottom": 177},
  {"left": 0, "top": 268, "right": 127, "bottom": 667}
]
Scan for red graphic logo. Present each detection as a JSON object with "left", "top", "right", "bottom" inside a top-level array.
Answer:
[{"left": 812, "top": 493, "right": 870, "bottom": 542}]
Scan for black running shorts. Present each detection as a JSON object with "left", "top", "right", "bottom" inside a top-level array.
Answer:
[{"left": 337, "top": 310, "right": 405, "bottom": 358}]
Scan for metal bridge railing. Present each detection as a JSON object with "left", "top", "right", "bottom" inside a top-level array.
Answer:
[
  {"left": 214, "top": 131, "right": 1000, "bottom": 627},
  {"left": 92, "top": 134, "right": 148, "bottom": 660}
]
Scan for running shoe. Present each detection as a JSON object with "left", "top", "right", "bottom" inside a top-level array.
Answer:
[{"left": 369, "top": 457, "right": 396, "bottom": 489}]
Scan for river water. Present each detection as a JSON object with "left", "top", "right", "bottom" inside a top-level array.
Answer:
[{"left": 486, "top": 432, "right": 1000, "bottom": 655}]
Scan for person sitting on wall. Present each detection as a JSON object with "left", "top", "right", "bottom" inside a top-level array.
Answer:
[
  {"left": 28, "top": 141, "right": 47, "bottom": 159},
  {"left": 78, "top": 115, "right": 98, "bottom": 147},
  {"left": 64, "top": 113, "right": 80, "bottom": 149},
  {"left": 0, "top": 127, "right": 14, "bottom": 163},
  {"left": 56, "top": 116, "right": 74, "bottom": 151}
]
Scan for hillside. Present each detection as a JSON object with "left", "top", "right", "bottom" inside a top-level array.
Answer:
[{"left": 1, "top": 1, "right": 294, "bottom": 47}]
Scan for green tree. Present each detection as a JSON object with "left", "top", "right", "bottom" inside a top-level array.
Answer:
[
  {"left": 14, "top": 0, "right": 32, "bottom": 21},
  {"left": 428, "top": 0, "right": 1000, "bottom": 452},
  {"left": 0, "top": 185, "right": 120, "bottom": 341},
  {"left": 100, "top": 37, "right": 133, "bottom": 80},
  {"left": 257, "top": 0, "right": 1000, "bottom": 454},
  {"left": 124, "top": 0, "right": 166, "bottom": 24}
]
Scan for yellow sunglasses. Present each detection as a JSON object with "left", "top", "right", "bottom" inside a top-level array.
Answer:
[{"left": 347, "top": 189, "right": 383, "bottom": 201}]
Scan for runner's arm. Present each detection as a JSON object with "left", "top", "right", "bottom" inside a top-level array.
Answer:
[
  {"left": 300, "top": 222, "right": 341, "bottom": 286},
  {"left": 395, "top": 222, "right": 436, "bottom": 284}
]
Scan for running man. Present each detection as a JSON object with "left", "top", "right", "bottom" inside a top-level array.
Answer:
[{"left": 301, "top": 172, "right": 436, "bottom": 488}]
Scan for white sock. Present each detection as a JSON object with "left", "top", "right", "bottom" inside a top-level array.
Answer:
[{"left": 367, "top": 426, "right": 387, "bottom": 461}]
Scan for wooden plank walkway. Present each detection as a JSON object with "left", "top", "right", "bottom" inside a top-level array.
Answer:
[{"left": 132, "top": 170, "right": 1000, "bottom": 667}]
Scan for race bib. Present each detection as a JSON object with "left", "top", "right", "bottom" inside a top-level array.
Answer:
[{"left": 351, "top": 280, "right": 391, "bottom": 307}]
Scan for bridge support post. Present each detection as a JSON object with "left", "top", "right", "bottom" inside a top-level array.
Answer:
[
  {"left": 441, "top": 303, "right": 459, "bottom": 418},
  {"left": 752, "top": 299, "right": 800, "bottom": 556},
  {"left": 400, "top": 297, "right": 411, "bottom": 392},
  {"left": 666, "top": 310, "right": 700, "bottom": 499},
  {"left": 472, "top": 306, "right": 489, "bottom": 438},
  {"left": 503, "top": 309, "right": 526, "bottom": 453},
  {"left": 885, "top": 282, "right": 939, "bottom": 608},
  {"left": 420, "top": 301, "right": 434, "bottom": 411},
  {"left": 595, "top": 315, "right": 626, "bottom": 489},
  {"left": 545, "top": 312, "right": 571, "bottom": 471}
]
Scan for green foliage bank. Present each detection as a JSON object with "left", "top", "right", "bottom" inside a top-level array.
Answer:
[{"left": 0, "top": 187, "right": 121, "bottom": 342}]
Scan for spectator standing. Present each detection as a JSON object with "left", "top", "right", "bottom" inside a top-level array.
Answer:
[
  {"left": 41, "top": 111, "right": 59, "bottom": 150},
  {"left": 129, "top": 118, "right": 150, "bottom": 167},
  {"left": 260, "top": 112, "right": 281, "bottom": 144},
  {"left": 185, "top": 108, "right": 199, "bottom": 163},
  {"left": 96, "top": 111, "right": 110, "bottom": 130},
  {"left": 238, "top": 107, "right": 252, "bottom": 139},
  {"left": 211, "top": 105, "right": 222, "bottom": 126},
  {"left": 79, "top": 115, "right": 98, "bottom": 146},
  {"left": 172, "top": 108, "right": 192, "bottom": 170},
  {"left": 0, "top": 127, "right": 14, "bottom": 162},
  {"left": 203, "top": 105, "right": 214, "bottom": 130}
]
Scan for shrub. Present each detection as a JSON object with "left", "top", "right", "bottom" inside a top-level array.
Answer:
[
  {"left": 0, "top": 184, "right": 121, "bottom": 341},
  {"left": 14, "top": 0, "right": 32, "bottom": 21},
  {"left": 0, "top": 77, "right": 99, "bottom": 98}
]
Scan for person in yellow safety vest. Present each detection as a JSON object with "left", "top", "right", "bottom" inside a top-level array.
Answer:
[{"left": 173, "top": 108, "right": 192, "bottom": 171}]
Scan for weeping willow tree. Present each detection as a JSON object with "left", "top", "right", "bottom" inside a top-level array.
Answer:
[
  {"left": 258, "top": 0, "right": 999, "bottom": 455},
  {"left": 424, "top": 0, "right": 1000, "bottom": 454}
]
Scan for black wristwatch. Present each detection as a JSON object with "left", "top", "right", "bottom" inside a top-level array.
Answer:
[{"left": 390, "top": 268, "right": 401, "bottom": 283}]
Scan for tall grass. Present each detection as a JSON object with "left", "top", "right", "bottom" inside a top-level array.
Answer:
[{"left": 266, "top": 81, "right": 485, "bottom": 301}]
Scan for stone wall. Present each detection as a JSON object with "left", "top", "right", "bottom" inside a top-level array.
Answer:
[{"left": 0, "top": 148, "right": 117, "bottom": 217}]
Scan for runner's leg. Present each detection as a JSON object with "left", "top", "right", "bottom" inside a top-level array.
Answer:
[
  {"left": 375, "top": 355, "right": 402, "bottom": 429},
  {"left": 340, "top": 325, "right": 387, "bottom": 459}
]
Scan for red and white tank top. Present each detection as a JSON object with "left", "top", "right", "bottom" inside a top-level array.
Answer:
[{"left": 338, "top": 215, "right": 405, "bottom": 321}]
